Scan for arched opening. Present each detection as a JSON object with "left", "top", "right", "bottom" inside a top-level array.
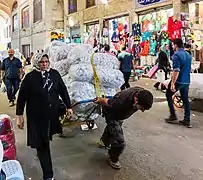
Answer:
[{"left": 11, "top": 0, "right": 18, "bottom": 12}]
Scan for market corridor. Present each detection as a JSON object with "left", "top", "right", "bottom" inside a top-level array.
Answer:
[{"left": 1, "top": 80, "right": 203, "bottom": 180}]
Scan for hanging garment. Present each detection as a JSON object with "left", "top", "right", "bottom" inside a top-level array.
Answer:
[
  {"left": 150, "top": 40, "right": 157, "bottom": 56},
  {"left": 142, "top": 31, "right": 152, "bottom": 42},
  {"left": 140, "top": 40, "right": 150, "bottom": 56},
  {"left": 112, "top": 20, "right": 118, "bottom": 31},
  {"left": 168, "top": 17, "right": 182, "bottom": 40},
  {"left": 111, "top": 32, "right": 119, "bottom": 43},
  {"left": 132, "top": 23, "right": 141, "bottom": 36},
  {"left": 142, "top": 20, "right": 150, "bottom": 32},
  {"left": 132, "top": 44, "right": 141, "bottom": 59},
  {"left": 118, "top": 23, "right": 125, "bottom": 34}
]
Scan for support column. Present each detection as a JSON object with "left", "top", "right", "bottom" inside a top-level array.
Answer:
[{"left": 173, "top": 0, "right": 187, "bottom": 20}]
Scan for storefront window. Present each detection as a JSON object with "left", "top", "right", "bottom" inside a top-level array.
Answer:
[
  {"left": 22, "top": 6, "right": 29, "bottom": 28},
  {"left": 84, "top": 24, "right": 100, "bottom": 46},
  {"left": 189, "top": 2, "right": 203, "bottom": 25},
  {"left": 12, "top": 14, "right": 18, "bottom": 32},
  {"left": 86, "top": 0, "right": 95, "bottom": 8},
  {"left": 33, "top": 0, "right": 42, "bottom": 23},
  {"left": 108, "top": 17, "right": 129, "bottom": 51},
  {"left": 69, "top": 0, "right": 77, "bottom": 14}
]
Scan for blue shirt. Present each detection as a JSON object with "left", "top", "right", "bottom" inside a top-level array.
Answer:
[
  {"left": 118, "top": 51, "right": 133, "bottom": 72},
  {"left": 2, "top": 57, "right": 22, "bottom": 79},
  {"left": 172, "top": 49, "right": 191, "bottom": 84}
]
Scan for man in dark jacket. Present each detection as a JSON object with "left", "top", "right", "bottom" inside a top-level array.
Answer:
[
  {"left": 16, "top": 53, "right": 73, "bottom": 180},
  {"left": 0, "top": 49, "right": 23, "bottom": 106},
  {"left": 95, "top": 87, "right": 153, "bottom": 169}
]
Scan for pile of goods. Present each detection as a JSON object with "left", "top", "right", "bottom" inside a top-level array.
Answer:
[{"left": 46, "top": 41, "right": 124, "bottom": 120}]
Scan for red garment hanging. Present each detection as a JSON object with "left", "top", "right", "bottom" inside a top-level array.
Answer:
[{"left": 140, "top": 40, "right": 150, "bottom": 56}]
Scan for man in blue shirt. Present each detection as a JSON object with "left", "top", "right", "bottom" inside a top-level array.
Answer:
[
  {"left": 0, "top": 49, "right": 23, "bottom": 107},
  {"left": 165, "top": 39, "right": 192, "bottom": 128},
  {"left": 118, "top": 46, "right": 135, "bottom": 90}
]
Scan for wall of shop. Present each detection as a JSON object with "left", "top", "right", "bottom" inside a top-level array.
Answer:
[{"left": 11, "top": 0, "right": 65, "bottom": 55}]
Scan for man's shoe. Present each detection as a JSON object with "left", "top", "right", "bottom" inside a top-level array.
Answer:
[
  {"left": 109, "top": 159, "right": 122, "bottom": 169},
  {"left": 179, "top": 120, "right": 192, "bottom": 128},
  {"left": 98, "top": 140, "right": 110, "bottom": 150},
  {"left": 165, "top": 115, "right": 178, "bottom": 124}
]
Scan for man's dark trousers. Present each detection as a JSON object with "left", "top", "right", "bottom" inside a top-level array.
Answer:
[
  {"left": 101, "top": 118, "right": 125, "bottom": 163},
  {"left": 166, "top": 82, "right": 190, "bottom": 121},
  {"left": 4, "top": 78, "right": 20, "bottom": 102}
]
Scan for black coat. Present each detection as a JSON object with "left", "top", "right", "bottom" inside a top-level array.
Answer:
[{"left": 16, "top": 69, "right": 71, "bottom": 149}]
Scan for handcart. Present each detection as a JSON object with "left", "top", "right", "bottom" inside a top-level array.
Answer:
[
  {"left": 163, "top": 73, "right": 203, "bottom": 108},
  {"left": 60, "top": 96, "right": 112, "bottom": 130}
]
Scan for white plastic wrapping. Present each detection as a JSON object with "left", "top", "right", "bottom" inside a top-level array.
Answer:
[
  {"left": 47, "top": 42, "right": 124, "bottom": 120},
  {"left": 50, "top": 59, "right": 70, "bottom": 76},
  {"left": 68, "top": 47, "right": 91, "bottom": 65},
  {"left": 93, "top": 53, "right": 120, "bottom": 69}
]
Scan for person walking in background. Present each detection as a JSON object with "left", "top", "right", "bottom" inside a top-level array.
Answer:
[
  {"left": 0, "top": 49, "right": 23, "bottom": 107},
  {"left": 199, "top": 45, "right": 203, "bottom": 73},
  {"left": 184, "top": 44, "right": 192, "bottom": 55},
  {"left": 165, "top": 39, "right": 192, "bottom": 128},
  {"left": 16, "top": 53, "right": 73, "bottom": 180},
  {"left": 154, "top": 44, "right": 171, "bottom": 91},
  {"left": 118, "top": 46, "right": 136, "bottom": 90},
  {"left": 104, "top": 44, "right": 116, "bottom": 56},
  {"left": 26, "top": 52, "right": 34, "bottom": 65}
]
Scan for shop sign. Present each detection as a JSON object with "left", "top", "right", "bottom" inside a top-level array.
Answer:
[{"left": 136, "top": 0, "right": 168, "bottom": 8}]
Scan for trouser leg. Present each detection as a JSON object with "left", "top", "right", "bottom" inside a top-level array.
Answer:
[
  {"left": 107, "top": 120, "right": 125, "bottom": 163},
  {"left": 166, "top": 82, "right": 176, "bottom": 116},
  {"left": 36, "top": 144, "right": 53, "bottom": 180},
  {"left": 179, "top": 85, "right": 190, "bottom": 122},
  {"left": 4, "top": 78, "right": 13, "bottom": 102},
  {"left": 11, "top": 78, "right": 20, "bottom": 101}
]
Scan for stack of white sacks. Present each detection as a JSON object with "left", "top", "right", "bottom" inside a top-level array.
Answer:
[{"left": 47, "top": 41, "right": 124, "bottom": 119}]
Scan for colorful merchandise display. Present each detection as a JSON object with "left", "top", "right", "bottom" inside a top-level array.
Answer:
[
  {"left": 108, "top": 17, "right": 129, "bottom": 51},
  {"left": 84, "top": 24, "right": 100, "bottom": 46}
]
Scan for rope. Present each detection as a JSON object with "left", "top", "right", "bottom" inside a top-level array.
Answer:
[{"left": 90, "top": 53, "right": 106, "bottom": 97}]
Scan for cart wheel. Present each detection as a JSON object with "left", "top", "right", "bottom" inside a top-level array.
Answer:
[
  {"left": 173, "top": 95, "right": 184, "bottom": 108},
  {"left": 86, "top": 120, "right": 95, "bottom": 129}
]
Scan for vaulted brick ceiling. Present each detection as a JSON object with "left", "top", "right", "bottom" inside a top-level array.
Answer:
[{"left": 0, "top": 0, "right": 17, "bottom": 18}]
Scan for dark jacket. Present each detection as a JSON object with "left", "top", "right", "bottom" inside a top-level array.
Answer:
[
  {"left": 157, "top": 51, "right": 170, "bottom": 70},
  {"left": 102, "top": 87, "right": 143, "bottom": 121},
  {"left": 16, "top": 69, "right": 71, "bottom": 148}
]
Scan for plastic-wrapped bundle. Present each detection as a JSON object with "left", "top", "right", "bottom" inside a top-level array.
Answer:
[
  {"left": 104, "top": 87, "right": 117, "bottom": 96},
  {"left": 96, "top": 67, "right": 124, "bottom": 88},
  {"left": 93, "top": 53, "right": 120, "bottom": 69},
  {"left": 68, "top": 47, "right": 91, "bottom": 65},
  {"left": 62, "top": 74, "right": 72, "bottom": 87},
  {"left": 51, "top": 59, "right": 70, "bottom": 77},
  {"left": 78, "top": 44, "right": 94, "bottom": 55},
  {"left": 48, "top": 42, "right": 77, "bottom": 62},
  {"left": 68, "top": 81, "right": 95, "bottom": 102},
  {"left": 68, "top": 64, "right": 124, "bottom": 89},
  {"left": 68, "top": 64, "right": 93, "bottom": 82}
]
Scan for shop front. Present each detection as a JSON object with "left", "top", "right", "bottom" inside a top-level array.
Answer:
[
  {"left": 103, "top": 15, "right": 129, "bottom": 51},
  {"left": 84, "top": 22, "right": 100, "bottom": 47},
  {"left": 188, "top": 0, "right": 203, "bottom": 48},
  {"left": 69, "top": 26, "right": 81, "bottom": 43},
  {"left": 133, "top": 7, "right": 174, "bottom": 65}
]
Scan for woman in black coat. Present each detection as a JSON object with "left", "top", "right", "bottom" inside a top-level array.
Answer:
[
  {"left": 154, "top": 44, "right": 171, "bottom": 90},
  {"left": 16, "top": 53, "right": 73, "bottom": 180}
]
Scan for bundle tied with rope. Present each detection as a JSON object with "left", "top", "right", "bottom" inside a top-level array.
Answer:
[{"left": 46, "top": 41, "right": 124, "bottom": 124}]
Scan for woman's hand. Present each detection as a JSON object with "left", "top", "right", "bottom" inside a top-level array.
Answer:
[{"left": 17, "top": 115, "right": 24, "bottom": 130}]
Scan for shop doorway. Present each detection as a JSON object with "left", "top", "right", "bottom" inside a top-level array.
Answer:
[
  {"left": 103, "top": 15, "right": 129, "bottom": 51},
  {"left": 84, "top": 22, "right": 100, "bottom": 47}
]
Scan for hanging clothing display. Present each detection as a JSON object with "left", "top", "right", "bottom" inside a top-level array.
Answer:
[
  {"left": 140, "top": 40, "right": 150, "bottom": 56},
  {"left": 132, "top": 23, "right": 141, "bottom": 36},
  {"left": 150, "top": 39, "right": 157, "bottom": 56},
  {"left": 132, "top": 43, "right": 141, "bottom": 59}
]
